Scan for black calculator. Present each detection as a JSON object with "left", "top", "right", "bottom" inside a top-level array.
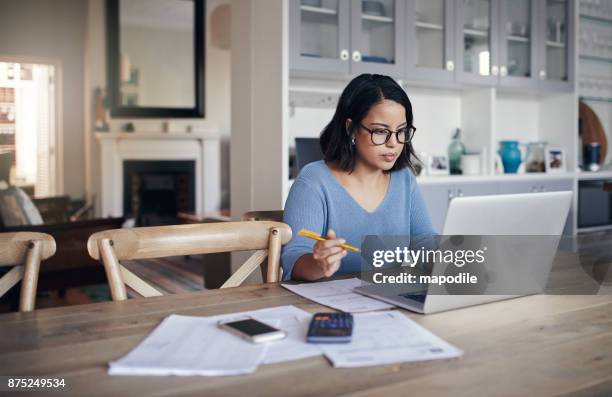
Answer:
[{"left": 306, "top": 312, "right": 354, "bottom": 343}]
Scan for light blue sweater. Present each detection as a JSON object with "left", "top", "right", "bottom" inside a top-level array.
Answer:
[{"left": 281, "top": 160, "right": 437, "bottom": 280}]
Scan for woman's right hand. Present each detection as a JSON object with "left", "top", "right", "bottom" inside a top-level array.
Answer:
[{"left": 312, "top": 229, "right": 347, "bottom": 278}]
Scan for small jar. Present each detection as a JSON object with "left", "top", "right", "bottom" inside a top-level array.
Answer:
[{"left": 525, "top": 141, "right": 547, "bottom": 173}]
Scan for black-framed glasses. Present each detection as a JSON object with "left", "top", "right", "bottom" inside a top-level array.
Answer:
[{"left": 359, "top": 124, "right": 416, "bottom": 146}]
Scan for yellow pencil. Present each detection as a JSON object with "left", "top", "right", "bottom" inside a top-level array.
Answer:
[{"left": 298, "top": 229, "right": 361, "bottom": 253}]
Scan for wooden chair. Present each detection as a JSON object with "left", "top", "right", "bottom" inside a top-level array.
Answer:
[
  {"left": 241, "top": 210, "right": 284, "bottom": 222},
  {"left": 241, "top": 211, "right": 285, "bottom": 282},
  {"left": 87, "top": 221, "right": 292, "bottom": 301},
  {"left": 0, "top": 232, "right": 56, "bottom": 311}
]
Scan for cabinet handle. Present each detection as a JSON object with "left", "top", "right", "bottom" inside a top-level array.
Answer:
[
  {"left": 352, "top": 50, "right": 362, "bottom": 62},
  {"left": 457, "top": 188, "right": 464, "bottom": 197},
  {"left": 446, "top": 60, "right": 455, "bottom": 71},
  {"left": 448, "top": 189, "right": 454, "bottom": 204},
  {"left": 340, "top": 49, "right": 349, "bottom": 61},
  {"left": 540, "top": 184, "right": 546, "bottom": 192},
  {"left": 500, "top": 65, "right": 508, "bottom": 76},
  {"left": 531, "top": 185, "right": 538, "bottom": 192},
  {"left": 491, "top": 65, "right": 499, "bottom": 76},
  {"left": 539, "top": 70, "right": 546, "bottom": 79}
]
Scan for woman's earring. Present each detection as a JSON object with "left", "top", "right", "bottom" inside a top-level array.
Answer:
[{"left": 351, "top": 136, "right": 356, "bottom": 145}]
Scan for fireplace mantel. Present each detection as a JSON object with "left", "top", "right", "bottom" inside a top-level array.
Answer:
[{"left": 96, "top": 131, "right": 221, "bottom": 217}]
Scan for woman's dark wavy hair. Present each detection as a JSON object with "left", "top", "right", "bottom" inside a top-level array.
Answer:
[{"left": 320, "top": 74, "right": 416, "bottom": 174}]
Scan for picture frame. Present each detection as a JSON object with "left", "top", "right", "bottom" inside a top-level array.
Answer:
[
  {"left": 106, "top": 0, "right": 205, "bottom": 118},
  {"left": 546, "top": 147, "right": 566, "bottom": 173},
  {"left": 427, "top": 154, "right": 450, "bottom": 175}
]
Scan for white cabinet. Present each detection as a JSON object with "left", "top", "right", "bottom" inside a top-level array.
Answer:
[
  {"left": 497, "top": 178, "right": 573, "bottom": 194},
  {"left": 420, "top": 178, "right": 574, "bottom": 234},
  {"left": 419, "top": 184, "right": 453, "bottom": 233},
  {"left": 419, "top": 181, "right": 498, "bottom": 233}
]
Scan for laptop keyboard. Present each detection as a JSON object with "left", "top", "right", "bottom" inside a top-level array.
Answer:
[{"left": 399, "top": 292, "right": 427, "bottom": 304}]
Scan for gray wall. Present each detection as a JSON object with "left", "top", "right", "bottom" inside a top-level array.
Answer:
[{"left": 0, "top": 0, "right": 86, "bottom": 198}]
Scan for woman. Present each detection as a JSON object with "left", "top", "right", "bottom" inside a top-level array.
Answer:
[{"left": 281, "top": 74, "right": 436, "bottom": 281}]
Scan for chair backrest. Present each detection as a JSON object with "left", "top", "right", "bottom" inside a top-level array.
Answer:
[
  {"left": 0, "top": 232, "right": 56, "bottom": 311},
  {"left": 87, "top": 221, "right": 292, "bottom": 301},
  {"left": 241, "top": 211, "right": 286, "bottom": 281}
]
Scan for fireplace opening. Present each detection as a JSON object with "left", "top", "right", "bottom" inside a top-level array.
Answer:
[{"left": 123, "top": 160, "right": 195, "bottom": 226}]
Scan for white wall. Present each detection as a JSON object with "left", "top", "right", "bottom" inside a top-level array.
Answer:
[
  {"left": 288, "top": 83, "right": 462, "bottom": 162},
  {"left": 85, "top": 0, "right": 232, "bottom": 213},
  {"left": 495, "top": 92, "right": 540, "bottom": 143},
  {"left": 230, "top": 0, "right": 289, "bottom": 214},
  {"left": 0, "top": 0, "right": 87, "bottom": 198}
]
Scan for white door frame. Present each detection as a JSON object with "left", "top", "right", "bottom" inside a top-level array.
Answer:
[{"left": 0, "top": 54, "right": 64, "bottom": 195}]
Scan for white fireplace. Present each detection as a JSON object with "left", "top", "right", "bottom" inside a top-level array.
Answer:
[{"left": 96, "top": 131, "right": 221, "bottom": 218}]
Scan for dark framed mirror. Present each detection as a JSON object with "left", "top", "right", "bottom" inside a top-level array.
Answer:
[{"left": 106, "top": 0, "right": 205, "bottom": 118}]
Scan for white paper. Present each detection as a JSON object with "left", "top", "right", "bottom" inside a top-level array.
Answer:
[
  {"left": 318, "top": 311, "right": 463, "bottom": 368},
  {"left": 282, "top": 278, "right": 394, "bottom": 313},
  {"left": 109, "top": 314, "right": 267, "bottom": 376},
  {"left": 213, "top": 305, "right": 321, "bottom": 365},
  {"left": 109, "top": 305, "right": 321, "bottom": 376}
]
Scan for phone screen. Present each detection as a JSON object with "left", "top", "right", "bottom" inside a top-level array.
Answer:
[{"left": 223, "top": 319, "right": 279, "bottom": 336}]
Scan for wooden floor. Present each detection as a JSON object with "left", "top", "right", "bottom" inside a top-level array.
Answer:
[{"left": 2, "top": 255, "right": 207, "bottom": 311}]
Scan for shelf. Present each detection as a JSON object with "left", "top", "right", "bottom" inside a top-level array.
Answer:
[
  {"left": 417, "top": 172, "right": 575, "bottom": 185},
  {"left": 507, "top": 35, "right": 529, "bottom": 43},
  {"left": 579, "top": 96, "right": 612, "bottom": 103},
  {"left": 577, "top": 224, "right": 612, "bottom": 233},
  {"left": 464, "top": 28, "right": 488, "bottom": 37},
  {"left": 300, "top": 5, "right": 337, "bottom": 16},
  {"left": 546, "top": 41, "right": 565, "bottom": 48},
  {"left": 416, "top": 21, "right": 443, "bottom": 30},
  {"left": 579, "top": 55, "right": 612, "bottom": 64},
  {"left": 579, "top": 14, "right": 612, "bottom": 26},
  {"left": 362, "top": 14, "right": 393, "bottom": 23},
  {"left": 576, "top": 170, "right": 612, "bottom": 180}
]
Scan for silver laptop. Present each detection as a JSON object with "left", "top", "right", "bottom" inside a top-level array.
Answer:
[{"left": 354, "top": 191, "right": 573, "bottom": 314}]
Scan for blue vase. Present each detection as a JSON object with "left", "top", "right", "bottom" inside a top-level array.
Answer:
[{"left": 499, "top": 141, "right": 522, "bottom": 174}]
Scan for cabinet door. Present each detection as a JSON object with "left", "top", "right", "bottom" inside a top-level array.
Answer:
[
  {"left": 456, "top": 0, "right": 500, "bottom": 85},
  {"left": 290, "top": 0, "right": 351, "bottom": 74},
  {"left": 539, "top": 178, "right": 573, "bottom": 192},
  {"left": 406, "top": 0, "right": 456, "bottom": 83},
  {"left": 497, "top": 179, "right": 574, "bottom": 234},
  {"left": 497, "top": 180, "right": 540, "bottom": 194},
  {"left": 350, "top": 0, "right": 405, "bottom": 76},
  {"left": 542, "top": 179, "right": 574, "bottom": 235},
  {"left": 419, "top": 184, "right": 454, "bottom": 234},
  {"left": 536, "top": 0, "right": 575, "bottom": 91},
  {"left": 453, "top": 182, "right": 499, "bottom": 198},
  {"left": 420, "top": 182, "right": 498, "bottom": 233},
  {"left": 497, "top": 178, "right": 573, "bottom": 193},
  {"left": 498, "top": 0, "right": 539, "bottom": 88}
]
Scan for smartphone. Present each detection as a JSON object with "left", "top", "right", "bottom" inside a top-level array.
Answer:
[{"left": 217, "top": 317, "right": 287, "bottom": 343}]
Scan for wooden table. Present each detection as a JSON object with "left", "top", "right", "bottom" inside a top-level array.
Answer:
[{"left": 1, "top": 284, "right": 611, "bottom": 397}]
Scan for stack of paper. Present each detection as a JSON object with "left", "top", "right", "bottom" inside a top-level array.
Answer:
[
  {"left": 109, "top": 303, "right": 463, "bottom": 376},
  {"left": 319, "top": 311, "right": 463, "bottom": 368},
  {"left": 281, "top": 278, "right": 394, "bottom": 313},
  {"left": 109, "top": 305, "right": 320, "bottom": 376},
  {"left": 109, "top": 314, "right": 266, "bottom": 376}
]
